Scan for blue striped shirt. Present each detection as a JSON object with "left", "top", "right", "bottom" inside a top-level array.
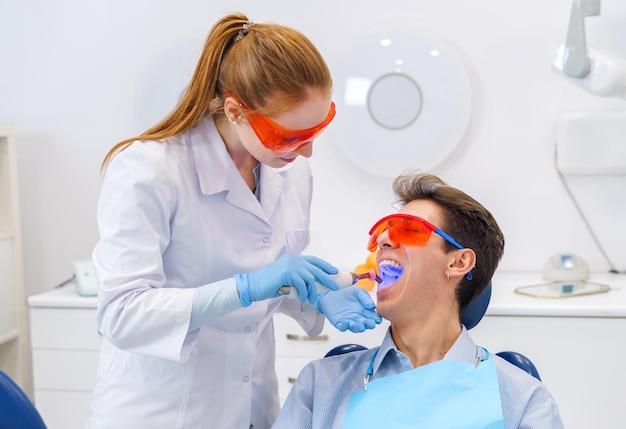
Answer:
[{"left": 272, "top": 327, "right": 564, "bottom": 429}]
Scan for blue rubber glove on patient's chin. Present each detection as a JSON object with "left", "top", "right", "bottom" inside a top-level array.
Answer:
[
  {"left": 235, "top": 254, "right": 339, "bottom": 307},
  {"left": 317, "top": 286, "right": 383, "bottom": 333}
]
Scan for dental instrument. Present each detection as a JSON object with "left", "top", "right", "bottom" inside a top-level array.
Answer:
[{"left": 279, "top": 270, "right": 381, "bottom": 298}]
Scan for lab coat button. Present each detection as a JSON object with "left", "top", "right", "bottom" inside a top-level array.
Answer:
[
  {"left": 262, "top": 236, "right": 270, "bottom": 243},
  {"left": 243, "top": 376, "right": 250, "bottom": 382},
  {"left": 245, "top": 327, "right": 251, "bottom": 333}
]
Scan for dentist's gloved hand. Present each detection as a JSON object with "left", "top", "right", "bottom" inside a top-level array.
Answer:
[
  {"left": 317, "top": 286, "right": 382, "bottom": 333},
  {"left": 235, "top": 254, "right": 340, "bottom": 307}
]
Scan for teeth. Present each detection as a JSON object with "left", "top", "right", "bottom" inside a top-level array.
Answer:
[
  {"left": 378, "top": 260, "right": 404, "bottom": 289},
  {"left": 379, "top": 259, "right": 402, "bottom": 269}
]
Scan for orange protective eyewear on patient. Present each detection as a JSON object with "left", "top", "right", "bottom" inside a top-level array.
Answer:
[
  {"left": 367, "top": 213, "right": 464, "bottom": 252},
  {"left": 224, "top": 90, "right": 336, "bottom": 153}
]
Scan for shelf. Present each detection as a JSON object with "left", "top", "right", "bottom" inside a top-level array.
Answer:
[
  {"left": 0, "top": 122, "right": 28, "bottom": 390},
  {"left": 0, "top": 331, "right": 19, "bottom": 345},
  {"left": 0, "top": 228, "right": 16, "bottom": 344}
]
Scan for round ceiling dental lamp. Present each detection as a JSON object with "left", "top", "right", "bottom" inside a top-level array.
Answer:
[{"left": 329, "top": 29, "right": 473, "bottom": 178}]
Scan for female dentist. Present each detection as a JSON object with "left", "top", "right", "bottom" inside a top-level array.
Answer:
[{"left": 86, "top": 13, "right": 381, "bottom": 429}]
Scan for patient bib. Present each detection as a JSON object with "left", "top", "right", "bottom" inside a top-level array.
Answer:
[{"left": 343, "top": 352, "right": 504, "bottom": 429}]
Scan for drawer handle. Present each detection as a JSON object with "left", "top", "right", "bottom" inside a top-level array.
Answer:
[
  {"left": 288, "top": 377, "right": 297, "bottom": 384},
  {"left": 285, "top": 334, "right": 329, "bottom": 342}
]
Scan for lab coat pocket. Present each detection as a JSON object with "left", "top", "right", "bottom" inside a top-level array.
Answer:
[
  {"left": 285, "top": 228, "right": 309, "bottom": 254},
  {"left": 91, "top": 350, "right": 192, "bottom": 427}
]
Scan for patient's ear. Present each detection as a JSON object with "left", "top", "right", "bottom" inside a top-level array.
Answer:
[{"left": 449, "top": 248, "right": 476, "bottom": 277}]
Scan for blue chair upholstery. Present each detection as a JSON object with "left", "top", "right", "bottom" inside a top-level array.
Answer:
[
  {"left": 0, "top": 370, "right": 47, "bottom": 429},
  {"left": 325, "top": 343, "right": 368, "bottom": 357},
  {"left": 324, "top": 281, "right": 542, "bottom": 381},
  {"left": 495, "top": 351, "right": 541, "bottom": 381},
  {"left": 460, "top": 282, "right": 492, "bottom": 330}
]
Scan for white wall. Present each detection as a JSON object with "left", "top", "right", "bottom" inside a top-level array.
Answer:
[{"left": 2, "top": 0, "right": 625, "bottom": 296}]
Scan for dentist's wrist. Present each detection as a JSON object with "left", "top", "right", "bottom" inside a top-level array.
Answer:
[{"left": 315, "top": 290, "right": 330, "bottom": 315}]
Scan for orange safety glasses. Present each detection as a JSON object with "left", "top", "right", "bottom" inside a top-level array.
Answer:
[
  {"left": 367, "top": 213, "right": 464, "bottom": 252},
  {"left": 224, "top": 90, "right": 336, "bottom": 153}
]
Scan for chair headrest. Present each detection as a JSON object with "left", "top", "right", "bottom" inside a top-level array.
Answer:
[
  {"left": 460, "top": 281, "right": 492, "bottom": 330},
  {"left": 324, "top": 343, "right": 368, "bottom": 357}
]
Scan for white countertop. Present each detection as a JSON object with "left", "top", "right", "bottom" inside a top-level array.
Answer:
[
  {"left": 27, "top": 272, "right": 626, "bottom": 317},
  {"left": 489, "top": 271, "right": 626, "bottom": 317},
  {"left": 27, "top": 283, "right": 97, "bottom": 309}
]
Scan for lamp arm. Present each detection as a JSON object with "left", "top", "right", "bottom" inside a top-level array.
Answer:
[{"left": 562, "top": 0, "right": 601, "bottom": 78}]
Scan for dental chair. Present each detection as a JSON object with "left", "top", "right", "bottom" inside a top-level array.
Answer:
[
  {"left": 463, "top": 283, "right": 542, "bottom": 380},
  {"left": 0, "top": 369, "right": 48, "bottom": 429},
  {"left": 325, "top": 283, "right": 542, "bottom": 381}
]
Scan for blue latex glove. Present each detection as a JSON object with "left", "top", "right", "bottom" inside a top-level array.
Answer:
[
  {"left": 317, "top": 286, "right": 382, "bottom": 333},
  {"left": 235, "top": 254, "right": 339, "bottom": 307}
]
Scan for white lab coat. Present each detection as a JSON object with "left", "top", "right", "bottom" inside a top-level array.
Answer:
[{"left": 86, "top": 117, "right": 324, "bottom": 429}]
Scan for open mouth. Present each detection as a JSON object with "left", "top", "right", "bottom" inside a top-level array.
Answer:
[{"left": 378, "top": 260, "right": 404, "bottom": 290}]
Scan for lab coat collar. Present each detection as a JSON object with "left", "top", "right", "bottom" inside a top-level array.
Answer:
[
  {"left": 189, "top": 116, "right": 291, "bottom": 222},
  {"left": 189, "top": 116, "right": 232, "bottom": 196},
  {"left": 258, "top": 163, "right": 287, "bottom": 220}
]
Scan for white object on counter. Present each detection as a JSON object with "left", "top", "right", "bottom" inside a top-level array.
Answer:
[{"left": 487, "top": 271, "right": 626, "bottom": 317}]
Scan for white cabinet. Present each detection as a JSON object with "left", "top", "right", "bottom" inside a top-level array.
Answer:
[
  {"left": 273, "top": 312, "right": 389, "bottom": 403},
  {"left": 0, "top": 122, "right": 28, "bottom": 390},
  {"left": 471, "top": 272, "right": 626, "bottom": 429},
  {"left": 28, "top": 285, "right": 99, "bottom": 429}
]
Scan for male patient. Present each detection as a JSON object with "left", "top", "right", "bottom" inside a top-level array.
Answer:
[{"left": 272, "top": 172, "right": 564, "bottom": 429}]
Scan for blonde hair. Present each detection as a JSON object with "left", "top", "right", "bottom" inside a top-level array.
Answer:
[{"left": 101, "top": 12, "right": 333, "bottom": 171}]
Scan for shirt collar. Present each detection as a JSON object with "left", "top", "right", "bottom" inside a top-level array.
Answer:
[{"left": 372, "top": 325, "right": 483, "bottom": 376}]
